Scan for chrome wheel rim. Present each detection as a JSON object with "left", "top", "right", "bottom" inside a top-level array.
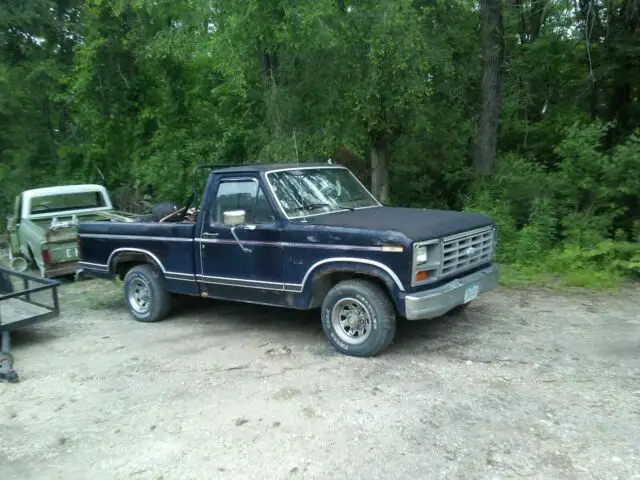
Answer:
[
  {"left": 129, "top": 278, "right": 151, "bottom": 314},
  {"left": 331, "top": 297, "right": 372, "bottom": 345}
]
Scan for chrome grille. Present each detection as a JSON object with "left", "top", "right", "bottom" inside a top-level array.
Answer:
[{"left": 440, "top": 227, "right": 494, "bottom": 278}]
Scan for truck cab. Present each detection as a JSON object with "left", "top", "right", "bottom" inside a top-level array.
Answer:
[{"left": 77, "top": 164, "right": 499, "bottom": 357}]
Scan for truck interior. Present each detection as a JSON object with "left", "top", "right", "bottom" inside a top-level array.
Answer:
[{"left": 134, "top": 163, "right": 259, "bottom": 225}]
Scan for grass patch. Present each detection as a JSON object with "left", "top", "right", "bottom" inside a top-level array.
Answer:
[
  {"left": 88, "top": 291, "right": 122, "bottom": 310},
  {"left": 498, "top": 262, "right": 628, "bottom": 291},
  {"left": 76, "top": 278, "right": 123, "bottom": 310},
  {"left": 494, "top": 238, "right": 639, "bottom": 292},
  {"left": 559, "top": 269, "right": 624, "bottom": 289},
  {"left": 498, "top": 263, "right": 555, "bottom": 288}
]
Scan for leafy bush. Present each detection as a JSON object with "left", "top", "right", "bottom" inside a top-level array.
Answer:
[
  {"left": 545, "top": 241, "right": 640, "bottom": 287},
  {"left": 465, "top": 121, "right": 640, "bottom": 288},
  {"left": 464, "top": 191, "right": 519, "bottom": 263},
  {"left": 515, "top": 197, "right": 557, "bottom": 262}
]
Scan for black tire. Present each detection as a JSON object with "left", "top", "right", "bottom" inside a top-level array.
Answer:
[
  {"left": 123, "top": 264, "right": 172, "bottom": 323},
  {"left": 151, "top": 201, "right": 179, "bottom": 222},
  {"left": 321, "top": 279, "right": 396, "bottom": 357}
]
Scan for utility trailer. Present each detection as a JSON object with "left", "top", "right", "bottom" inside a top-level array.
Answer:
[{"left": 0, "top": 266, "right": 61, "bottom": 382}]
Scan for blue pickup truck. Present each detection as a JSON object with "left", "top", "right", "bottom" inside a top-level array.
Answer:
[{"left": 77, "top": 163, "right": 499, "bottom": 357}]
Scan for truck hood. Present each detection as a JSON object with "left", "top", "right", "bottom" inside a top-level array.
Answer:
[{"left": 305, "top": 206, "right": 494, "bottom": 242}]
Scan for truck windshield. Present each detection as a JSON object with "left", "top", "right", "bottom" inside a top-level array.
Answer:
[
  {"left": 267, "top": 167, "right": 379, "bottom": 219},
  {"left": 30, "top": 192, "right": 107, "bottom": 215}
]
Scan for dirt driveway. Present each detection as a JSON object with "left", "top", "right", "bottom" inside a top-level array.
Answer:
[{"left": 1, "top": 276, "right": 639, "bottom": 480}]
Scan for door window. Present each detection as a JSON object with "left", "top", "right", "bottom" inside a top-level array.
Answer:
[{"left": 211, "top": 179, "right": 276, "bottom": 225}]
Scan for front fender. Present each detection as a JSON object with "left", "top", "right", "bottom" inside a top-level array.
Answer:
[{"left": 296, "top": 258, "right": 405, "bottom": 311}]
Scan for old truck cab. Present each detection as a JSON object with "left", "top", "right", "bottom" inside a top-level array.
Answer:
[{"left": 77, "top": 163, "right": 499, "bottom": 357}]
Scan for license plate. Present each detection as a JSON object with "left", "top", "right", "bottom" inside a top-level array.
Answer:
[{"left": 464, "top": 284, "right": 479, "bottom": 303}]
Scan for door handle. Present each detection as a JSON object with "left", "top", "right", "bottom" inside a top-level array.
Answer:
[
  {"left": 202, "top": 232, "right": 219, "bottom": 239},
  {"left": 231, "top": 227, "right": 252, "bottom": 253}
]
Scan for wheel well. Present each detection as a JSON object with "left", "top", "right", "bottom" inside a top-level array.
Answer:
[
  {"left": 308, "top": 271, "right": 392, "bottom": 309},
  {"left": 112, "top": 252, "right": 162, "bottom": 280}
]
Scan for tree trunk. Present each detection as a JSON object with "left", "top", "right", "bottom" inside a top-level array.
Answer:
[
  {"left": 371, "top": 137, "right": 390, "bottom": 203},
  {"left": 258, "top": 46, "right": 281, "bottom": 140},
  {"left": 473, "top": 0, "right": 504, "bottom": 174}
]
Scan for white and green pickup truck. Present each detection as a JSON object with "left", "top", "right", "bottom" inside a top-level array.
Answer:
[{"left": 6, "top": 184, "right": 136, "bottom": 277}]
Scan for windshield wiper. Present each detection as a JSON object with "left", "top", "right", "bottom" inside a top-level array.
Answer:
[
  {"left": 300, "top": 199, "right": 368, "bottom": 213},
  {"left": 336, "top": 197, "right": 369, "bottom": 211},
  {"left": 301, "top": 202, "right": 331, "bottom": 211},
  {"left": 336, "top": 204, "right": 356, "bottom": 211}
]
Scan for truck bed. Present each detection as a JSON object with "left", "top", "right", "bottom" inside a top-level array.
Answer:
[{"left": 78, "top": 220, "right": 199, "bottom": 294}]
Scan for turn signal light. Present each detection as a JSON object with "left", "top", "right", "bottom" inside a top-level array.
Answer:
[{"left": 415, "top": 271, "right": 429, "bottom": 282}]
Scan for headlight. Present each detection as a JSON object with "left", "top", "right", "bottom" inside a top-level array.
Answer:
[{"left": 415, "top": 246, "right": 428, "bottom": 264}]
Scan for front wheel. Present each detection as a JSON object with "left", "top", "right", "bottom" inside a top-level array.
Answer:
[
  {"left": 321, "top": 279, "right": 396, "bottom": 357},
  {"left": 123, "top": 264, "right": 172, "bottom": 323}
]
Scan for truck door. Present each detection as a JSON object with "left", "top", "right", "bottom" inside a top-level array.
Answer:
[{"left": 197, "top": 175, "right": 285, "bottom": 301}]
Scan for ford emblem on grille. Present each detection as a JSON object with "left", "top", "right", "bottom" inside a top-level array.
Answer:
[{"left": 465, "top": 246, "right": 477, "bottom": 256}]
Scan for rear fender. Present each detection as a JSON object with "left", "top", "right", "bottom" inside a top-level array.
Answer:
[{"left": 108, "top": 248, "right": 166, "bottom": 279}]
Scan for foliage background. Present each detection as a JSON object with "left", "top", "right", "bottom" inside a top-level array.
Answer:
[{"left": 1, "top": 0, "right": 639, "bottom": 286}]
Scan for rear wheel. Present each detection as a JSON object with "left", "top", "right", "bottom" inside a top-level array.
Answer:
[
  {"left": 321, "top": 279, "right": 396, "bottom": 357},
  {"left": 123, "top": 264, "right": 171, "bottom": 322}
]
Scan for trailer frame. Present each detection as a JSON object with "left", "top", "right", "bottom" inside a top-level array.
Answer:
[{"left": 0, "top": 266, "right": 61, "bottom": 382}]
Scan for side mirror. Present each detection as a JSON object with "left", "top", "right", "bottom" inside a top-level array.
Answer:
[{"left": 223, "top": 210, "right": 246, "bottom": 227}]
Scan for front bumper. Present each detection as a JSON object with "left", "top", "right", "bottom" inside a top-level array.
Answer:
[{"left": 403, "top": 264, "right": 499, "bottom": 320}]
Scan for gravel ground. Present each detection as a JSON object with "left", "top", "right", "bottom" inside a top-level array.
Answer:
[{"left": 1, "top": 275, "right": 639, "bottom": 480}]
